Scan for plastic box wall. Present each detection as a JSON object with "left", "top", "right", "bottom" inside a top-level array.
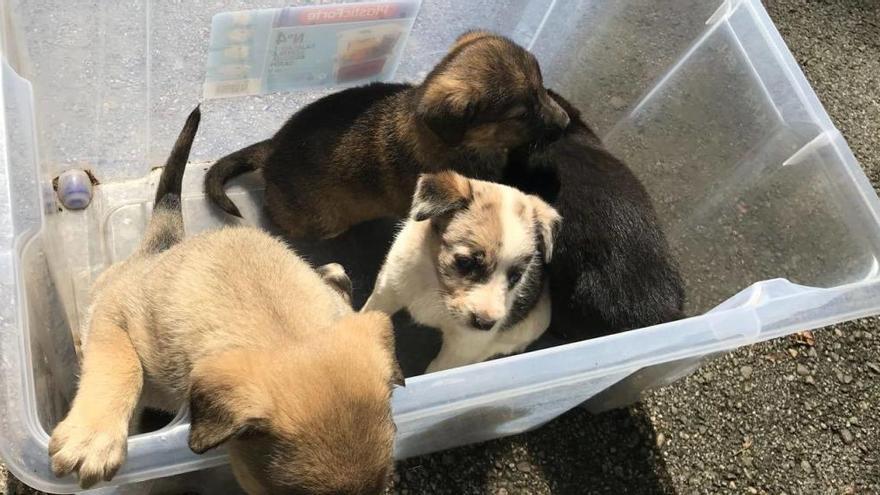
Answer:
[{"left": 3, "top": 0, "right": 880, "bottom": 493}]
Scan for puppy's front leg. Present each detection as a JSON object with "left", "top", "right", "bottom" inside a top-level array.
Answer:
[
  {"left": 361, "top": 271, "right": 404, "bottom": 315},
  {"left": 426, "top": 328, "right": 492, "bottom": 373},
  {"left": 425, "top": 336, "right": 478, "bottom": 373},
  {"left": 49, "top": 313, "right": 144, "bottom": 488},
  {"left": 426, "top": 342, "right": 467, "bottom": 373}
]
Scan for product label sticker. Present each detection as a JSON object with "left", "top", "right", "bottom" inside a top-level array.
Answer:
[{"left": 203, "top": 1, "right": 422, "bottom": 99}]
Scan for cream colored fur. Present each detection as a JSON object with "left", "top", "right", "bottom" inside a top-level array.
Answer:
[
  {"left": 49, "top": 109, "right": 400, "bottom": 493},
  {"left": 363, "top": 172, "right": 559, "bottom": 372},
  {"left": 50, "top": 225, "right": 400, "bottom": 493}
]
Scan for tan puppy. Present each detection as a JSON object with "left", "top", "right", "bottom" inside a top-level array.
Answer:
[
  {"left": 364, "top": 171, "right": 560, "bottom": 372},
  {"left": 205, "top": 30, "right": 570, "bottom": 240},
  {"left": 49, "top": 107, "right": 403, "bottom": 494}
]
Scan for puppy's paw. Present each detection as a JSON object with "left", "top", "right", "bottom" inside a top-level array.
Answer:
[
  {"left": 426, "top": 357, "right": 452, "bottom": 374},
  {"left": 317, "top": 263, "right": 352, "bottom": 304},
  {"left": 49, "top": 415, "right": 129, "bottom": 488}
]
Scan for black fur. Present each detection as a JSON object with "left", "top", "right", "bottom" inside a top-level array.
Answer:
[
  {"left": 204, "top": 33, "right": 570, "bottom": 236},
  {"left": 501, "top": 252, "right": 546, "bottom": 331},
  {"left": 155, "top": 106, "right": 200, "bottom": 208},
  {"left": 505, "top": 91, "right": 685, "bottom": 341},
  {"left": 142, "top": 105, "right": 200, "bottom": 255},
  {"left": 205, "top": 83, "right": 413, "bottom": 219},
  {"left": 204, "top": 139, "right": 273, "bottom": 217}
]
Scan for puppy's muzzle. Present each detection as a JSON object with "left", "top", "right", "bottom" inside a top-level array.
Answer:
[{"left": 539, "top": 92, "right": 570, "bottom": 140}]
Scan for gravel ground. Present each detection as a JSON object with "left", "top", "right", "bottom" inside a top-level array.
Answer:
[{"left": 3, "top": 0, "right": 879, "bottom": 494}]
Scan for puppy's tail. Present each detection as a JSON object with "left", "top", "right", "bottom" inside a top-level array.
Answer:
[
  {"left": 204, "top": 139, "right": 272, "bottom": 218},
  {"left": 140, "top": 105, "right": 200, "bottom": 255}
]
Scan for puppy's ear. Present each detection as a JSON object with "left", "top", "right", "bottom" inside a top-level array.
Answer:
[
  {"left": 411, "top": 171, "right": 473, "bottom": 222},
  {"left": 416, "top": 81, "right": 479, "bottom": 146},
  {"left": 529, "top": 196, "right": 561, "bottom": 263},
  {"left": 188, "top": 352, "right": 267, "bottom": 454},
  {"left": 451, "top": 30, "right": 495, "bottom": 52}
]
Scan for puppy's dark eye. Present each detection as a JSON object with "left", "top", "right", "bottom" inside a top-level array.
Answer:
[
  {"left": 454, "top": 254, "right": 477, "bottom": 274},
  {"left": 508, "top": 267, "right": 525, "bottom": 287}
]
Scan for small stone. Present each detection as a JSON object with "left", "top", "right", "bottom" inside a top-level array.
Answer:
[
  {"left": 805, "top": 375, "right": 816, "bottom": 385},
  {"left": 867, "top": 362, "right": 880, "bottom": 374},
  {"left": 656, "top": 433, "right": 667, "bottom": 447},
  {"left": 796, "top": 364, "right": 810, "bottom": 376},
  {"left": 748, "top": 488, "right": 758, "bottom": 494},
  {"left": 801, "top": 460, "right": 812, "bottom": 473},
  {"left": 508, "top": 462, "right": 515, "bottom": 470},
  {"left": 842, "top": 374, "right": 853, "bottom": 384},
  {"left": 740, "top": 366, "right": 753, "bottom": 379},
  {"left": 699, "top": 425, "right": 707, "bottom": 435},
  {"left": 610, "top": 96, "right": 627, "bottom": 110},
  {"left": 834, "top": 328, "right": 844, "bottom": 337},
  {"left": 807, "top": 348, "right": 818, "bottom": 358},
  {"left": 788, "top": 348, "right": 799, "bottom": 358},
  {"left": 515, "top": 462, "right": 532, "bottom": 473},
  {"left": 840, "top": 428, "right": 854, "bottom": 444},
  {"left": 742, "top": 457, "right": 754, "bottom": 468},
  {"left": 497, "top": 488, "right": 509, "bottom": 495}
]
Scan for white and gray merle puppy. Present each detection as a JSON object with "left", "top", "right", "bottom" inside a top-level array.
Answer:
[{"left": 363, "top": 171, "right": 561, "bottom": 372}]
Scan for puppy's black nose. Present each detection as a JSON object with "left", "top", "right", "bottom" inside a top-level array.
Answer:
[{"left": 470, "top": 314, "right": 497, "bottom": 331}]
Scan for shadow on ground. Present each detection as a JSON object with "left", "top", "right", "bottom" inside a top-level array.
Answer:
[{"left": 390, "top": 404, "right": 673, "bottom": 494}]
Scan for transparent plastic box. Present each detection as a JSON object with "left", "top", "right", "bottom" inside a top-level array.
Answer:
[{"left": 2, "top": 0, "right": 880, "bottom": 493}]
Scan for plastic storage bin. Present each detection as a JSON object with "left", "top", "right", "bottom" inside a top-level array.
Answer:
[{"left": 2, "top": 0, "right": 880, "bottom": 493}]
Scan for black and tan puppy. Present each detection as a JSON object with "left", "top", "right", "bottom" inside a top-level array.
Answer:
[
  {"left": 205, "top": 30, "right": 570, "bottom": 240},
  {"left": 49, "top": 107, "right": 403, "bottom": 494},
  {"left": 505, "top": 91, "right": 685, "bottom": 341}
]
